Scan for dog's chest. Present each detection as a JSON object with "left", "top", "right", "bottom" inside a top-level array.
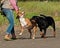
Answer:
[
  {"left": 19, "top": 18, "right": 27, "bottom": 27},
  {"left": 19, "top": 17, "right": 33, "bottom": 29}
]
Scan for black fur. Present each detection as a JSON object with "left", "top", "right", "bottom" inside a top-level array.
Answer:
[{"left": 31, "top": 14, "right": 56, "bottom": 38}]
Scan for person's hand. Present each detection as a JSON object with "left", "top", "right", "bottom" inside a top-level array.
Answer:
[{"left": 16, "top": 10, "right": 19, "bottom": 15}]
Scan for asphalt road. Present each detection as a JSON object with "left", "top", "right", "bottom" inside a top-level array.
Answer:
[{"left": 0, "top": 27, "right": 60, "bottom": 48}]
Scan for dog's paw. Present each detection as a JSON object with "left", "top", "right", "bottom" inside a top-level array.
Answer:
[
  {"left": 32, "top": 37, "right": 35, "bottom": 39},
  {"left": 19, "top": 32, "right": 23, "bottom": 36}
]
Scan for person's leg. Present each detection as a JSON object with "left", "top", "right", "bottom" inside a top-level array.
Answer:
[
  {"left": 7, "top": 10, "right": 16, "bottom": 39},
  {"left": 11, "top": 26, "right": 16, "bottom": 39},
  {"left": 2, "top": 8, "right": 16, "bottom": 40}
]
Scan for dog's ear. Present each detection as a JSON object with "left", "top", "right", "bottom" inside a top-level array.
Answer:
[
  {"left": 31, "top": 20, "right": 36, "bottom": 22},
  {"left": 16, "top": 15, "right": 19, "bottom": 19}
]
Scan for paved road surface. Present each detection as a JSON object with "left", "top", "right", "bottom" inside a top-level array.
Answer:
[{"left": 0, "top": 27, "right": 60, "bottom": 48}]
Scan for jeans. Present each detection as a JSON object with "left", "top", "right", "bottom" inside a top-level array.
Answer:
[{"left": 2, "top": 8, "right": 15, "bottom": 34}]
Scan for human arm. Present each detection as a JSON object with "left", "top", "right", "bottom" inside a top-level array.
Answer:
[{"left": 9, "top": 0, "right": 19, "bottom": 14}]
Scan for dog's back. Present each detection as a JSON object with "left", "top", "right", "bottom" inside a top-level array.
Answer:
[
  {"left": 40, "top": 14, "right": 54, "bottom": 24},
  {"left": 40, "top": 14, "right": 55, "bottom": 31}
]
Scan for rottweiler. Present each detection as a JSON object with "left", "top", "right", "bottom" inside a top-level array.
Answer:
[{"left": 31, "top": 14, "right": 56, "bottom": 38}]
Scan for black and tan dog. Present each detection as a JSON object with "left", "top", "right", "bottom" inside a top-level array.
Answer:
[
  {"left": 16, "top": 12, "right": 37, "bottom": 39},
  {"left": 31, "top": 14, "right": 56, "bottom": 38}
]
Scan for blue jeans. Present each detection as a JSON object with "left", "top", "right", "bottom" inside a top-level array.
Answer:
[{"left": 2, "top": 8, "right": 15, "bottom": 34}]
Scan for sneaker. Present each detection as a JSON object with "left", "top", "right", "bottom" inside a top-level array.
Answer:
[
  {"left": 11, "top": 37, "right": 17, "bottom": 40},
  {"left": 4, "top": 35, "right": 11, "bottom": 41},
  {"left": 11, "top": 34, "right": 16, "bottom": 40}
]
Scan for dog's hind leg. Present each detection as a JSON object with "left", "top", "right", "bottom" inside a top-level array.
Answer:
[
  {"left": 51, "top": 23, "right": 56, "bottom": 37},
  {"left": 28, "top": 29, "right": 32, "bottom": 39}
]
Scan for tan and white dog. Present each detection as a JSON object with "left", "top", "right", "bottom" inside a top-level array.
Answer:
[{"left": 16, "top": 12, "right": 37, "bottom": 39}]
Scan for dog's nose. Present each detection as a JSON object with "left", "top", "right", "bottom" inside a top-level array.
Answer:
[{"left": 16, "top": 16, "right": 19, "bottom": 19}]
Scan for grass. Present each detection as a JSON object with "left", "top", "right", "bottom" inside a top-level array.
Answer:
[{"left": 0, "top": 1, "right": 60, "bottom": 26}]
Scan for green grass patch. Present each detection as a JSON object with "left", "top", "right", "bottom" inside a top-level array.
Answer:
[{"left": 0, "top": 1, "right": 60, "bottom": 25}]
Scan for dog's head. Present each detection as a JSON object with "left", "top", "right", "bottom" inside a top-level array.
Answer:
[
  {"left": 31, "top": 16, "right": 39, "bottom": 21},
  {"left": 16, "top": 11, "right": 25, "bottom": 19}
]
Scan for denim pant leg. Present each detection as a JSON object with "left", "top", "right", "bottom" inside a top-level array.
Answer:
[
  {"left": 11, "top": 26, "right": 15, "bottom": 34},
  {"left": 2, "top": 8, "right": 14, "bottom": 34},
  {"left": 6, "top": 10, "right": 14, "bottom": 34}
]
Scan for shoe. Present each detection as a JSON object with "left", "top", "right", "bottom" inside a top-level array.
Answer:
[
  {"left": 4, "top": 35, "right": 11, "bottom": 41},
  {"left": 11, "top": 37, "right": 17, "bottom": 40},
  {"left": 11, "top": 34, "right": 16, "bottom": 40}
]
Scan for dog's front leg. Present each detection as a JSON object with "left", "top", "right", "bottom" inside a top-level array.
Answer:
[
  {"left": 19, "top": 26, "right": 24, "bottom": 36},
  {"left": 32, "top": 26, "right": 37, "bottom": 39},
  {"left": 41, "top": 29, "right": 46, "bottom": 38},
  {"left": 40, "top": 29, "right": 43, "bottom": 35}
]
